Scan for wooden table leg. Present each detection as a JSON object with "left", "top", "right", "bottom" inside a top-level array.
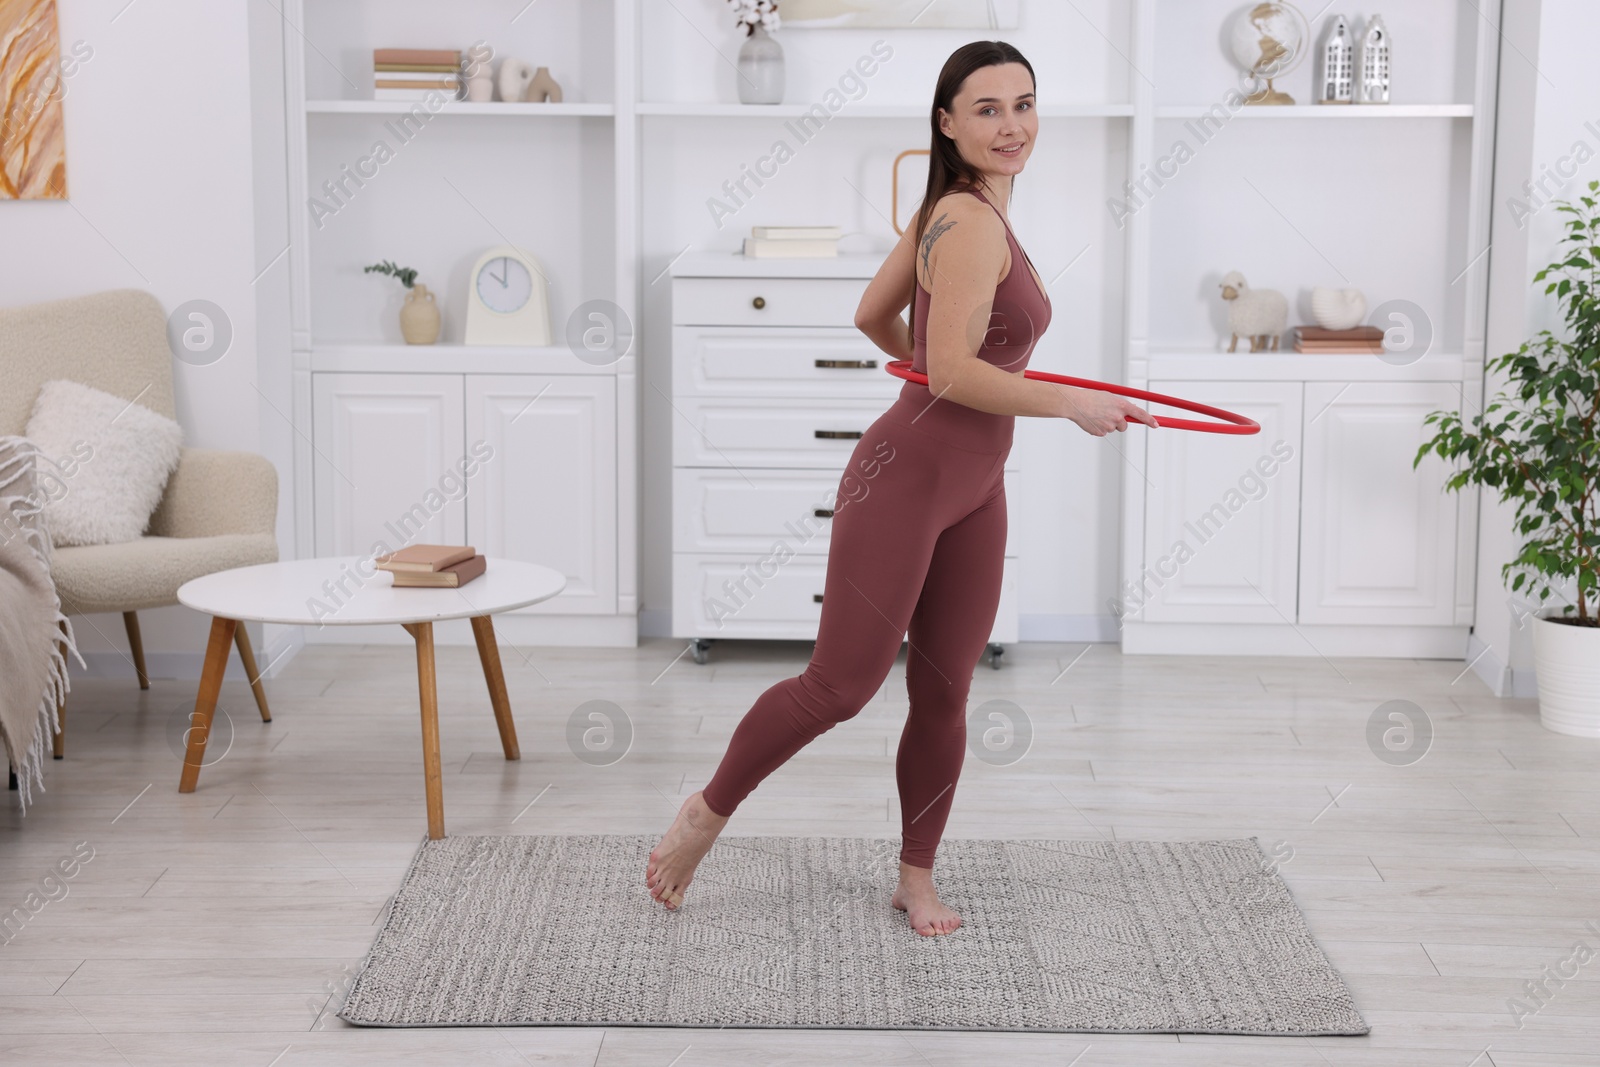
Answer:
[
  {"left": 179, "top": 616, "right": 237, "bottom": 793},
  {"left": 402, "top": 621, "right": 445, "bottom": 840},
  {"left": 233, "top": 622, "right": 272, "bottom": 722},
  {"left": 470, "top": 614, "right": 520, "bottom": 761}
]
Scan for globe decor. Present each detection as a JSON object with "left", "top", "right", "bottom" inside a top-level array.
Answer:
[
  {"left": 1228, "top": 2, "right": 1310, "bottom": 105},
  {"left": 1416, "top": 181, "right": 1600, "bottom": 737}
]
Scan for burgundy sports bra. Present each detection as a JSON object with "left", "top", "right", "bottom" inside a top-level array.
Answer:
[{"left": 909, "top": 186, "right": 1053, "bottom": 378}]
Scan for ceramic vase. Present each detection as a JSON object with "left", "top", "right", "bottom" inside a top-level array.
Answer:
[
  {"left": 400, "top": 283, "right": 440, "bottom": 344},
  {"left": 736, "top": 26, "right": 784, "bottom": 105}
]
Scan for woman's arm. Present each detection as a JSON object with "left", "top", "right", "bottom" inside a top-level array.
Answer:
[
  {"left": 887, "top": 193, "right": 1157, "bottom": 437},
  {"left": 853, "top": 229, "right": 917, "bottom": 361}
]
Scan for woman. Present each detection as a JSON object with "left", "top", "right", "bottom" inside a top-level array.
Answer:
[{"left": 647, "top": 41, "right": 1156, "bottom": 936}]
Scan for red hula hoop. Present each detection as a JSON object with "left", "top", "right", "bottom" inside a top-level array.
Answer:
[{"left": 885, "top": 360, "right": 1260, "bottom": 435}]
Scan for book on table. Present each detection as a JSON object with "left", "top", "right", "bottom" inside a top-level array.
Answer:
[
  {"left": 389, "top": 554, "right": 487, "bottom": 588},
  {"left": 374, "top": 544, "right": 476, "bottom": 573}
]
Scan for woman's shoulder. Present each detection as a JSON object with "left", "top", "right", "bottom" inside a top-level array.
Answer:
[{"left": 920, "top": 188, "right": 1004, "bottom": 249}]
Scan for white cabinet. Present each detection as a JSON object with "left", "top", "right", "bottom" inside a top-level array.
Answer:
[
  {"left": 1140, "top": 382, "right": 1302, "bottom": 624},
  {"left": 1299, "top": 382, "right": 1460, "bottom": 626},
  {"left": 668, "top": 254, "right": 1020, "bottom": 657},
  {"left": 466, "top": 375, "right": 617, "bottom": 615},
  {"left": 311, "top": 373, "right": 466, "bottom": 556},
  {"left": 1132, "top": 378, "right": 1463, "bottom": 650},
  {"left": 311, "top": 371, "right": 618, "bottom": 616}
]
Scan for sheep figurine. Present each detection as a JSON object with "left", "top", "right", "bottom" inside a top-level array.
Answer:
[{"left": 1218, "top": 271, "right": 1288, "bottom": 352}]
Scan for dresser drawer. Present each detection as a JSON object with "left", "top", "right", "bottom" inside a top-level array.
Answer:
[
  {"left": 673, "top": 327, "right": 902, "bottom": 399},
  {"left": 672, "top": 396, "right": 894, "bottom": 468},
  {"left": 673, "top": 466, "right": 1020, "bottom": 556},
  {"left": 671, "top": 553, "right": 1018, "bottom": 641},
  {"left": 673, "top": 468, "right": 842, "bottom": 555},
  {"left": 673, "top": 277, "right": 868, "bottom": 327}
]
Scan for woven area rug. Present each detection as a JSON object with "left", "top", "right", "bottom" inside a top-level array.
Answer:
[{"left": 338, "top": 834, "right": 1368, "bottom": 1035}]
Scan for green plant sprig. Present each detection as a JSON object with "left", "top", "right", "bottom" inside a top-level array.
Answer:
[
  {"left": 364, "top": 260, "right": 419, "bottom": 289},
  {"left": 1416, "top": 179, "right": 1600, "bottom": 626}
]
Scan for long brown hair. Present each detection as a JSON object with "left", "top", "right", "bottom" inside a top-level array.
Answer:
[{"left": 911, "top": 40, "right": 1037, "bottom": 251}]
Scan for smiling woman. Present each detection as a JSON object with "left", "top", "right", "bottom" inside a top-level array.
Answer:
[{"left": 648, "top": 40, "right": 1154, "bottom": 940}]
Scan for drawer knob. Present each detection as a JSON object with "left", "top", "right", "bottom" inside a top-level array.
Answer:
[
  {"left": 814, "top": 430, "right": 864, "bottom": 440},
  {"left": 813, "top": 593, "right": 824, "bottom": 603},
  {"left": 815, "top": 359, "right": 878, "bottom": 370},
  {"left": 813, "top": 508, "right": 834, "bottom": 518},
  {"left": 752, "top": 296, "right": 767, "bottom": 310}
]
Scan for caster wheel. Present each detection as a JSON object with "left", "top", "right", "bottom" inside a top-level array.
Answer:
[
  {"left": 988, "top": 643, "right": 1004, "bottom": 669},
  {"left": 692, "top": 639, "right": 714, "bottom": 665}
]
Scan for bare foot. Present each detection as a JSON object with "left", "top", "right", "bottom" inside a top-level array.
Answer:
[
  {"left": 890, "top": 861, "right": 962, "bottom": 936},
  {"left": 645, "top": 790, "right": 729, "bottom": 910}
]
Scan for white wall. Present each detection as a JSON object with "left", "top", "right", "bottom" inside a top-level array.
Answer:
[
  {"left": 0, "top": 1, "right": 277, "bottom": 674},
  {"left": 1474, "top": 0, "right": 1600, "bottom": 695}
]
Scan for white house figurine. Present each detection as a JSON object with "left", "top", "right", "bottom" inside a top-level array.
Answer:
[
  {"left": 1356, "top": 15, "right": 1391, "bottom": 104},
  {"left": 1316, "top": 15, "right": 1354, "bottom": 104}
]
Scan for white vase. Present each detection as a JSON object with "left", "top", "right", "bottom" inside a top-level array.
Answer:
[
  {"left": 1532, "top": 610, "right": 1600, "bottom": 737},
  {"left": 736, "top": 26, "right": 784, "bottom": 105}
]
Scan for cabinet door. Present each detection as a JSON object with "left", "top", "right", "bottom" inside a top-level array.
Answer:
[
  {"left": 1140, "top": 381, "right": 1303, "bottom": 623},
  {"left": 466, "top": 375, "right": 617, "bottom": 615},
  {"left": 312, "top": 373, "right": 465, "bottom": 557},
  {"left": 1298, "top": 382, "right": 1459, "bottom": 625}
]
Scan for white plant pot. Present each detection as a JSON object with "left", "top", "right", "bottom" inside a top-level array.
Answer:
[{"left": 1532, "top": 610, "right": 1600, "bottom": 737}]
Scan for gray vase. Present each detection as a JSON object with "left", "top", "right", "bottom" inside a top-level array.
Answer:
[{"left": 736, "top": 25, "right": 784, "bottom": 105}]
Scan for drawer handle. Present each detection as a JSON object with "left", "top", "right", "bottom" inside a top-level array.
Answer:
[
  {"left": 752, "top": 296, "right": 766, "bottom": 310},
  {"left": 813, "top": 594, "right": 824, "bottom": 603},
  {"left": 815, "top": 359, "right": 878, "bottom": 370},
  {"left": 813, "top": 508, "right": 834, "bottom": 518},
  {"left": 814, "top": 430, "right": 864, "bottom": 440}
]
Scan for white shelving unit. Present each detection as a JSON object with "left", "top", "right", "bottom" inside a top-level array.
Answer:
[
  {"left": 1117, "top": 0, "right": 1500, "bottom": 655},
  {"left": 276, "top": 0, "right": 1501, "bottom": 656},
  {"left": 280, "top": 0, "right": 639, "bottom": 648}
]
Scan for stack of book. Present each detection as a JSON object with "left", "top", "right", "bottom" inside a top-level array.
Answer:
[
  {"left": 742, "top": 225, "right": 841, "bottom": 259},
  {"left": 375, "top": 544, "right": 486, "bottom": 588},
  {"left": 373, "top": 49, "right": 462, "bottom": 102},
  {"left": 1292, "top": 325, "right": 1385, "bottom": 354}
]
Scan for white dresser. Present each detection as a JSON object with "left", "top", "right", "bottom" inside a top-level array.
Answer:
[{"left": 668, "top": 252, "right": 1019, "bottom": 666}]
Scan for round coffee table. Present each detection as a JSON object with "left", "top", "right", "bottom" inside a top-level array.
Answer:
[{"left": 176, "top": 556, "right": 566, "bottom": 839}]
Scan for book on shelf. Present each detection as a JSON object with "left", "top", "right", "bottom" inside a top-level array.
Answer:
[
  {"left": 1294, "top": 325, "right": 1383, "bottom": 341},
  {"left": 373, "top": 48, "right": 461, "bottom": 66},
  {"left": 389, "top": 554, "right": 487, "bottom": 589},
  {"left": 751, "top": 225, "right": 843, "bottom": 241},
  {"left": 375, "top": 63, "right": 462, "bottom": 74},
  {"left": 1294, "top": 342, "right": 1385, "bottom": 354},
  {"left": 375, "top": 77, "right": 461, "bottom": 90},
  {"left": 373, "top": 87, "right": 462, "bottom": 102},
  {"left": 743, "top": 237, "right": 839, "bottom": 259},
  {"left": 374, "top": 544, "right": 476, "bottom": 573}
]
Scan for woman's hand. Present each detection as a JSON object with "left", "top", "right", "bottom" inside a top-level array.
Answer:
[{"left": 1058, "top": 385, "right": 1159, "bottom": 436}]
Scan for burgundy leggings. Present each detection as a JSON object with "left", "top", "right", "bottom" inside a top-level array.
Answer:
[{"left": 700, "top": 392, "right": 1010, "bottom": 868}]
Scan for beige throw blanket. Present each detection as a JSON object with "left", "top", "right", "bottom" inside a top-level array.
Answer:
[{"left": 0, "top": 435, "right": 82, "bottom": 808}]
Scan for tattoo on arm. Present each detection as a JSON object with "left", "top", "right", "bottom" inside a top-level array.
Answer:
[{"left": 919, "top": 213, "right": 956, "bottom": 287}]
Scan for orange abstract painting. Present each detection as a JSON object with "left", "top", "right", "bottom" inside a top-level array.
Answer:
[{"left": 0, "top": 0, "right": 67, "bottom": 200}]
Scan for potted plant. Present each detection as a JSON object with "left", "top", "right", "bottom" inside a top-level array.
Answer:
[
  {"left": 1416, "top": 179, "right": 1600, "bottom": 736},
  {"left": 364, "top": 260, "right": 439, "bottom": 344}
]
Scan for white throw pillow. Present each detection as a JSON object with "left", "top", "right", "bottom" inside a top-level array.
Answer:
[{"left": 23, "top": 379, "right": 184, "bottom": 547}]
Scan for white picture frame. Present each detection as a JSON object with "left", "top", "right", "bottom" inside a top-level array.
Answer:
[{"left": 782, "top": 0, "right": 1020, "bottom": 30}]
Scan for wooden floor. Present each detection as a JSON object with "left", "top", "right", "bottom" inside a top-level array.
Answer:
[{"left": 2, "top": 636, "right": 1597, "bottom": 1066}]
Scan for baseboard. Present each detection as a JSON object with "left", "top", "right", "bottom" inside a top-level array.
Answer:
[
  {"left": 1019, "top": 614, "right": 1120, "bottom": 643},
  {"left": 68, "top": 624, "right": 306, "bottom": 683},
  {"left": 301, "top": 613, "right": 638, "bottom": 647},
  {"left": 1121, "top": 622, "right": 1473, "bottom": 658}
]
